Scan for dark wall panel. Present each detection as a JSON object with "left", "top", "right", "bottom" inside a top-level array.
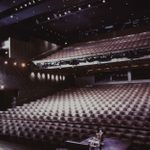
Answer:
[
  {"left": 10, "top": 37, "right": 59, "bottom": 60},
  {"left": 75, "top": 75, "right": 95, "bottom": 87}
]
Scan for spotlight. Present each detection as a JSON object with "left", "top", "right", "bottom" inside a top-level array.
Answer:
[
  {"left": 47, "top": 74, "right": 50, "bottom": 80},
  {"left": 37, "top": 72, "right": 41, "bottom": 79},
  {"left": 10, "top": 15, "right": 14, "bottom": 18},
  {"left": 55, "top": 75, "right": 59, "bottom": 82},
  {"left": 60, "top": 75, "right": 62, "bottom": 81},
  {"left": 4, "top": 61, "right": 8, "bottom": 65},
  {"left": 51, "top": 74, "right": 54, "bottom": 81},
  {"left": 88, "top": 4, "right": 91, "bottom": 8},
  {"left": 0, "top": 85, "right": 5, "bottom": 90},
  {"left": 64, "top": 12, "right": 67, "bottom": 15},
  {"left": 102, "top": 0, "right": 106, "bottom": 3},
  {"left": 42, "top": 73, "right": 46, "bottom": 80},
  {"left": 78, "top": 7, "right": 82, "bottom": 11},
  {"left": 21, "top": 63, "right": 26, "bottom": 68},
  {"left": 20, "top": 5, "right": 23, "bottom": 9},
  {"left": 30, "top": 72, "right": 35, "bottom": 79},
  {"left": 13, "top": 62, "right": 17, "bottom": 66},
  {"left": 63, "top": 76, "right": 66, "bottom": 81}
]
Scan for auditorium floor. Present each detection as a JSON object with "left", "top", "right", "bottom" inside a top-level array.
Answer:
[
  {"left": 0, "top": 140, "right": 56, "bottom": 150},
  {"left": 0, "top": 140, "right": 150, "bottom": 150},
  {"left": 0, "top": 140, "right": 38, "bottom": 150}
]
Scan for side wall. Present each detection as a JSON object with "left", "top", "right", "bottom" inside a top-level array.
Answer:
[
  {"left": 0, "top": 60, "right": 67, "bottom": 105},
  {"left": 10, "top": 37, "right": 59, "bottom": 60}
]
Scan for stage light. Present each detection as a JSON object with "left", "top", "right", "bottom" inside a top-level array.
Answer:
[
  {"left": 37, "top": 72, "right": 41, "bottom": 80},
  {"left": 4, "top": 61, "right": 8, "bottom": 65},
  {"left": 78, "top": 7, "right": 82, "bottom": 11},
  {"left": 10, "top": 15, "right": 14, "bottom": 19},
  {"left": 0, "top": 85, "right": 5, "bottom": 90},
  {"left": 62, "top": 76, "right": 66, "bottom": 81},
  {"left": 13, "top": 62, "right": 17, "bottom": 66},
  {"left": 88, "top": 4, "right": 91, "bottom": 8},
  {"left": 55, "top": 75, "right": 59, "bottom": 82},
  {"left": 47, "top": 74, "right": 50, "bottom": 80},
  {"left": 21, "top": 63, "right": 26, "bottom": 68},
  {"left": 64, "top": 12, "right": 67, "bottom": 15},
  {"left": 102, "top": 0, "right": 106, "bottom": 3},
  {"left": 30, "top": 72, "right": 35, "bottom": 79},
  {"left": 59, "top": 75, "right": 62, "bottom": 81},
  {"left": 42, "top": 73, "right": 46, "bottom": 80},
  {"left": 51, "top": 74, "right": 54, "bottom": 81}
]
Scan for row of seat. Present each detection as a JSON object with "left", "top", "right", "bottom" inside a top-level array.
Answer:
[
  {"left": 0, "top": 83, "right": 150, "bottom": 145},
  {"left": 1, "top": 84, "right": 149, "bottom": 128},
  {"left": 1, "top": 119, "right": 150, "bottom": 145},
  {"left": 45, "top": 31, "right": 150, "bottom": 60}
]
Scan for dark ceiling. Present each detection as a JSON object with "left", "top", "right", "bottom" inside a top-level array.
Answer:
[{"left": 0, "top": 0, "right": 150, "bottom": 45}]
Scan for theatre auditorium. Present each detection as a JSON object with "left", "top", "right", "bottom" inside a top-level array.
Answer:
[{"left": 0, "top": 0, "right": 150, "bottom": 150}]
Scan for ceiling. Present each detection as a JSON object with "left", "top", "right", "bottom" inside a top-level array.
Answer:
[{"left": 0, "top": 0, "right": 150, "bottom": 45}]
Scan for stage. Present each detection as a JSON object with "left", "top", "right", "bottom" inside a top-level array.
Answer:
[{"left": 66, "top": 137, "right": 130, "bottom": 150}]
